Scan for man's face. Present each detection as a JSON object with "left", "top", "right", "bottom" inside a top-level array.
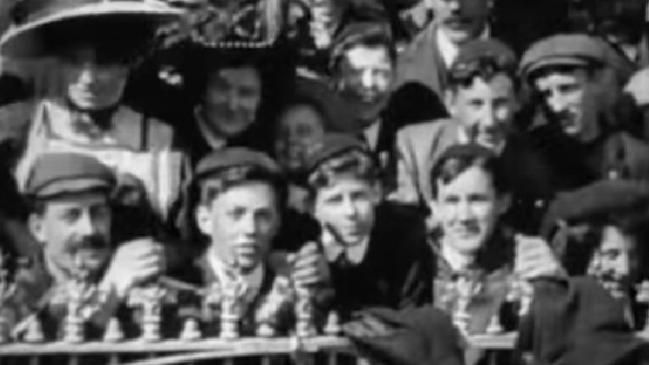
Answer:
[
  {"left": 201, "top": 66, "right": 262, "bottom": 139},
  {"left": 534, "top": 68, "right": 589, "bottom": 138},
  {"left": 314, "top": 178, "right": 379, "bottom": 247},
  {"left": 447, "top": 74, "right": 517, "bottom": 150},
  {"left": 196, "top": 182, "right": 280, "bottom": 273},
  {"left": 60, "top": 46, "right": 130, "bottom": 111},
  {"left": 274, "top": 104, "right": 326, "bottom": 171},
  {"left": 588, "top": 225, "right": 637, "bottom": 299},
  {"left": 433, "top": 166, "right": 505, "bottom": 256},
  {"left": 30, "top": 193, "right": 112, "bottom": 281},
  {"left": 431, "top": 0, "right": 491, "bottom": 44},
  {"left": 335, "top": 45, "right": 394, "bottom": 129}
]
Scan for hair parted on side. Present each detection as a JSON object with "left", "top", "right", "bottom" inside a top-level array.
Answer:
[
  {"left": 430, "top": 144, "right": 507, "bottom": 197},
  {"left": 198, "top": 164, "right": 287, "bottom": 207}
]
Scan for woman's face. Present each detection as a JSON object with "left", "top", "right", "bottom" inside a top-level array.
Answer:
[
  {"left": 274, "top": 104, "right": 326, "bottom": 171},
  {"left": 60, "top": 46, "right": 130, "bottom": 111}
]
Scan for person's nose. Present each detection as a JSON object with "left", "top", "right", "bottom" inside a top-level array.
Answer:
[
  {"left": 448, "top": 0, "right": 461, "bottom": 13},
  {"left": 547, "top": 89, "right": 569, "bottom": 114},
  {"left": 240, "top": 212, "right": 258, "bottom": 237},
  {"left": 227, "top": 90, "right": 241, "bottom": 111},
  {"left": 341, "top": 196, "right": 359, "bottom": 218},
  {"left": 612, "top": 255, "right": 630, "bottom": 277},
  {"left": 77, "top": 62, "right": 98, "bottom": 84},
  {"left": 455, "top": 200, "right": 475, "bottom": 222},
  {"left": 481, "top": 104, "right": 496, "bottom": 128},
  {"left": 76, "top": 211, "right": 98, "bottom": 237}
]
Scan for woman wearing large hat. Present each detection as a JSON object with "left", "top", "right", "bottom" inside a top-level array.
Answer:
[{"left": 0, "top": 0, "right": 185, "bottom": 225}]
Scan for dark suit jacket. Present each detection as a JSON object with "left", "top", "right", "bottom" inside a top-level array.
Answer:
[{"left": 327, "top": 203, "right": 433, "bottom": 319}]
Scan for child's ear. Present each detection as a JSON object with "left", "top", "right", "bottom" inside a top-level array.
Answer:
[
  {"left": 195, "top": 205, "right": 213, "bottom": 237},
  {"left": 28, "top": 213, "right": 46, "bottom": 245}
]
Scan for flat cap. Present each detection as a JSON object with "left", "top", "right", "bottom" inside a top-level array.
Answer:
[
  {"left": 451, "top": 38, "right": 517, "bottom": 77},
  {"left": 540, "top": 180, "right": 649, "bottom": 239},
  {"left": 25, "top": 152, "right": 115, "bottom": 198},
  {"left": 302, "top": 133, "right": 371, "bottom": 175},
  {"left": 194, "top": 147, "right": 281, "bottom": 183},
  {"left": 520, "top": 34, "right": 606, "bottom": 80}
]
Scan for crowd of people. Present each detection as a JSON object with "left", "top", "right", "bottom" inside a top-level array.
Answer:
[{"left": 0, "top": 0, "right": 649, "bottom": 364}]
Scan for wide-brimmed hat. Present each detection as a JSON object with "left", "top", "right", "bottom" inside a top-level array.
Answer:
[{"left": 0, "top": 0, "right": 182, "bottom": 58}]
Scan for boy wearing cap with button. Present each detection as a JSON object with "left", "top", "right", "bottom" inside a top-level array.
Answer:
[
  {"left": 188, "top": 147, "right": 326, "bottom": 336},
  {"left": 22, "top": 152, "right": 165, "bottom": 340},
  {"left": 520, "top": 34, "right": 649, "bottom": 190},
  {"left": 395, "top": 38, "right": 554, "bottom": 233},
  {"left": 301, "top": 133, "right": 432, "bottom": 320}
]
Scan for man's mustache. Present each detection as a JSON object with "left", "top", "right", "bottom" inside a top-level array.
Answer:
[{"left": 69, "top": 235, "right": 110, "bottom": 252}]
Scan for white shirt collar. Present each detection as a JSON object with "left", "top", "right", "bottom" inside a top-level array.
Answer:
[
  {"left": 437, "top": 25, "right": 490, "bottom": 69},
  {"left": 440, "top": 241, "right": 475, "bottom": 272},
  {"left": 194, "top": 107, "right": 228, "bottom": 150},
  {"left": 363, "top": 120, "right": 381, "bottom": 151},
  {"left": 321, "top": 228, "right": 370, "bottom": 265},
  {"left": 207, "top": 249, "right": 265, "bottom": 301}
]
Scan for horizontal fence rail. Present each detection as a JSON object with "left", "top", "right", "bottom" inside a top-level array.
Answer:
[{"left": 0, "top": 332, "right": 645, "bottom": 364}]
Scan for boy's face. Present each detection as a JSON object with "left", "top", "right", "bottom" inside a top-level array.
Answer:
[
  {"left": 588, "top": 225, "right": 638, "bottom": 299},
  {"left": 446, "top": 73, "right": 517, "bottom": 151},
  {"left": 313, "top": 177, "right": 379, "bottom": 247},
  {"left": 432, "top": 166, "right": 507, "bottom": 256},
  {"left": 201, "top": 66, "right": 262, "bottom": 139},
  {"left": 60, "top": 46, "right": 130, "bottom": 111},
  {"left": 196, "top": 181, "right": 280, "bottom": 273},
  {"left": 29, "top": 192, "right": 113, "bottom": 281},
  {"left": 335, "top": 45, "right": 394, "bottom": 130},
  {"left": 274, "top": 104, "right": 326, "bottom": 171},
  {"left": 533, "top": 68, "right": 589, "bottom": 138}
]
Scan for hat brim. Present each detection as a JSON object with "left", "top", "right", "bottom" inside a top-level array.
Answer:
[
  {"left": 522, "top": 56, "right": 591, "bottom": 79},
  {"left": 35, "top": 177, "right": 113, "bottom": 199},
  {"left": 0, "top": 2, "right": 182, "bottom": 58}
]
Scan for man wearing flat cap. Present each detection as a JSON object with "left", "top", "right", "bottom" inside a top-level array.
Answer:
[
  {"left": 520, "top": 34, "right": 649, "bottom": 191},
  {"left": 514, "top": 180, "right": 649, "bottom": 365},
  {"left": 395, "top": 39, "right": 555, "bottom": 234},
  {"left": 18, "top": 152, "right": 165, "bottom": 340},
  {"left": 181, "top": 147, "right": 328, "bottom": 336}
]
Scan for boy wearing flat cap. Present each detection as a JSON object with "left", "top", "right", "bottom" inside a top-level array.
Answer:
[
  {"left": 301, "top": 133, "right": 432, "bottom": 319},
  {"left": 186, "top": 147, "right": 326, "bottom": 336},
  {"left": 20, "top": 152, "right": 165, "bottom": 340},
  {"left": 516, "top": 180, "right": 649, "bottom": 365},
  {"left": 520, "top": 34, "right": 649, "bottom": 191},
  {"left": 395, "top": 38, "right": 555, "bottom": 233}
]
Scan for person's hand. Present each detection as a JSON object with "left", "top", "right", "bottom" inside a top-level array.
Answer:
[
  {"left": 625, "top": 68, "right": 649, "bottom": 107},
  {"left": 289, "top": 241, "right": 330, "bottom": 287},
  {"left": 514, "top": 234, "right": 566, "bottom": 280},
  {"left": 343, "top": 313, "right": 394, "bottom": 338},
  {"left": 101, "top": 238, "right": 165, "bottom": 298}
]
